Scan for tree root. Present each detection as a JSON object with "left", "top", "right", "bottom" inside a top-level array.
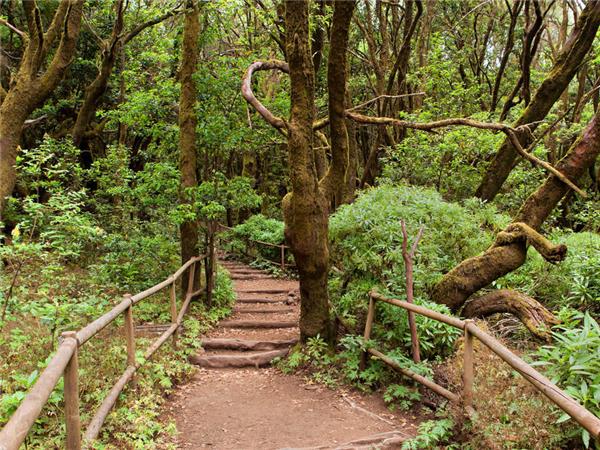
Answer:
[{"left": 462, "top": 290, "right": 559, "bottom": 341}]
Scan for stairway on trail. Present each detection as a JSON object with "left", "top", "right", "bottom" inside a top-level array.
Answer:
[
  {"left": 189, "top": 260, "right": 301, "bottom": 369},
  {"left": 164, "top": 258, "right": 417, "bottom": 450}
]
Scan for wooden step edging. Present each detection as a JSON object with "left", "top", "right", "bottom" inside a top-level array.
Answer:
[
  {"left": 201, "top": 338, "right": 298, "bottom": 351},
  {"left": 220, "top": 319, "right": 297, "bottom": 329},
  {"left": 189, "top": 348, "right": 289, "bottom": 368}
]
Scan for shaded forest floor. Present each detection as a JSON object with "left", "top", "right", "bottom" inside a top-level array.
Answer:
[{"left": 160, "top": 260, "right": 419, "bottom": 449}]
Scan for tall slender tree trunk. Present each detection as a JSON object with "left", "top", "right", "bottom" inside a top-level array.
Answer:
[
  {"left": 476, "top": 1, "right": 600, "bottom": 202},
  {"left": 178, "top": 0, "right": 200, "bottom": 294}
]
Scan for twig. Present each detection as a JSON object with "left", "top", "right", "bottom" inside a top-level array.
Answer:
[
  {"left": 341, "top": 394, "right": 396, "bottom": 426},
  {"left": 505, "top": 129, "right": 587, "bottom": 197},
  {"left": 0, "top": 18, "right": 26, "bottom": 39},
  {"left": 347, "top": 93, "right": 426, "bottom": 112}
]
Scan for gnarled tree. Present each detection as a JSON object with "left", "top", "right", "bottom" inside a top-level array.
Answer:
[
  {"left": 242, "top": 0, "right": 356, "bottom": 340},
  {"left": 0, "top": 0, "right": 84, "bottom": 221}
]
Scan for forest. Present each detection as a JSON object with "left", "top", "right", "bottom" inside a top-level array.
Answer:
[{"left": 0, "top": 0, "right": 599, "bottom": 448}]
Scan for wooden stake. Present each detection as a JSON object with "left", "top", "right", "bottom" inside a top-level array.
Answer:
[
  {"left": 62, "top": 331, "right": 81, "bottom": 450},
  {"left": 360, "top": 296, "right": 376, "bottom": 370},
  {"left": 463, "top": 319, "right": 475, "bottom": 411},
  {"left": 170, "top": 281, "right": 178, "bottom": 349},
  {"left": 280, "top": 245, "right": 285, "bottom": 271},
  {"left": 401, "top": 220, "right": 424, "bottom": 363},
  {"left": 187, "top": 262, "right": 196, "bottom": 296},
  {"left": 123, "top": 295, "right": 136, "bottom": 367}
]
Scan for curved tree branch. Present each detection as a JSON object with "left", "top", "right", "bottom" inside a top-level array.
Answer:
[{"left": 241, "top": 60, "right": 289, "bottom": 134}]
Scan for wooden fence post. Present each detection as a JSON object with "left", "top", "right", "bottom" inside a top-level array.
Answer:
[
  {"left": 187, "top": 262, "right": 196, "bottom": 297},
  {"left": 360, "top": 295, "right": 376, "bottom": 371},
  {"left": 280, "top": 245, "right": 285, "bottom": 271},
  {"left": 123, "top": 294, "right": 136, "bottom": 388},
  {"left": 62, "top": 331, "right": 81, "bottom": 450},
  {"left": 463, "top": 319, "right": 474, "bottom": 412},
  {"left": 170, "top": 280, "right": 178, "bottom": 349}
]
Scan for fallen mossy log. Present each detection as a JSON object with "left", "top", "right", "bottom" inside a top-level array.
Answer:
[
  {"left": 189, "top": 348, "right": 289, "bottom": 368},
  {"left": 220, "top": 319, "right": 297, "bottom": 329},
  {"left": 200, "top": 338, "right": 298, "bottom": 351}
]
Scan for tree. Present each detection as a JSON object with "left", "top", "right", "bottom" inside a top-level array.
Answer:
[
  {"left": 475, "top": 1, "right": 600, "bottom": 201},
  {"left": 71, "top": 0, "right": 180, "bottom": 167},
  {"left": 0, "top": 0, "right": 84, "bottom": 221},
  {"left": 242, "top": 0, "right": 356, "bottom": 340},
  {"left": 179, "top": 0, "right": 201, "bottom": 294},
  {"left": 433, "top": 109, "right": 600, "bottom": 339}
]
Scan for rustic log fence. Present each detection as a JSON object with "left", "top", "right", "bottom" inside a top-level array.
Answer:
[
  {"left": 217, "top": 223, "right": 293, "bottom": 271},
  {"left": 363, "top": 290, "right": 600, "bottom": 442},
  {"left": 0, "top": 254, "right": 210, "bottom": 450}
]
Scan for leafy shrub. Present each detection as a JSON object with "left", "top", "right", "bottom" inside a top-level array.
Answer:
[
  {"left": 381, "top": 119, "right": 503, "bottom": 202},
  {"left": 225, "top": 214, "right": 285, "bottom": 262},
  {"left": 328, "top": 185, "right": 507, "bottom": 358},
  {"left": 532, "top": 313, "right": 600, "bottom": 448}
]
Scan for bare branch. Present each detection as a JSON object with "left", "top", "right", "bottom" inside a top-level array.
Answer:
[
  {"left": 122, "top": 8, "right": 182, "bottom": 45},
  {"left": 241, "top": 60, "right": 289, "bottom": 133},
  {"left": 0, "top": 18, "right": 26, "bottom": 39},
  {"left": 505, "top": 129, "right": 587, "bottom": 197},
  {"left": 347, "top": 93, "right": 426, "bottom": 112}
]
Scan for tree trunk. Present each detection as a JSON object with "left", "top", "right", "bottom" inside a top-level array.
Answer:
[
  {"left": 476, "top": 1, "right": 600, "bottom": 201},
  {"left": 321, "top": 0, "right": 355, "bottom": 209},
  {"left": 178, "top": 0, "right": 201, "bottom": 294},
  {"left": 283, "top": 0, "right": 331, "bottom": 341}
]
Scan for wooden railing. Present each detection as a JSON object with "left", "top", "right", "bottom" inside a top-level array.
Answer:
[
  {"left": 217, "top": 223, "right": 292, "bottom": 271},
  {"left": 362, "top": 291, "right": 600, "bottom": 442},
  {"left": 0, "top": 254, "right": 209, "bottom": 450}
]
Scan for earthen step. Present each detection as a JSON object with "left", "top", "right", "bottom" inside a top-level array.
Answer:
[
  {"left": 231, "top": 275, "right": 272, "bottom": 280},
  {"left": 237, "top": 288, "right": 289, "bottom": 294},
  {"left": 201, "top": 337, "right": 298, "bottom": 351},
  {"left": 236, "top": 297, "right": 287, "bottom": 304},
  {"left": 189, "top": 348, "right": 289, "bottom": 368},
  {"left": 220, "top": 319, "right": 297, "bottom": 329},
  {"left": 234, "top": 307, "right": 294, "bottom": 314}
]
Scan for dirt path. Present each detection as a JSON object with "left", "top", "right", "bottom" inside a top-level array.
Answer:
[{"left": 163, "top": 260, "right": 417, "bottom": 449}]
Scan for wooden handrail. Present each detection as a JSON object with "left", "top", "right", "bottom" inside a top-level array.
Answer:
[
  {"left": 0, "top": 254, "right": 209, "bottom": 450},
  {"left": 365, "top": 291, "right": 600, "bottom": 442}
]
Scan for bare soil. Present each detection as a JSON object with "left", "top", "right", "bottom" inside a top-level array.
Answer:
[{"left": 161, "top": 259, "right": 418, "bottom": 449}]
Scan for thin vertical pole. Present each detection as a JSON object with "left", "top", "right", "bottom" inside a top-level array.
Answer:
[
  {"left": 187, "top": 261, "right": 196, "bottom": 296},
  {"left": 280, "top": 245, "right": 285, "bottom": 271},
  {"left": 170, "top": 280, "right": 178, "bottom": 349},
  {"left": 360, "top": 295, "right": 376, "bottom": 370},
  {"left": 463, "top": 319, "right": 474, "bottom": 412},
  {"left": 62, "top": 331, "right": 81, "bottom": 450},
  {"left": 123, "top": 294, "right": 136, "bottom": 389}
]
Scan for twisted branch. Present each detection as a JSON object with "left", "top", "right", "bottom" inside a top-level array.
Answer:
[{"left": 242, "top": 60, "right": 586, "bottom": 197}]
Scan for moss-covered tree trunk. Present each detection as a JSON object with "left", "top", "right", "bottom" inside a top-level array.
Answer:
[
  {"left": 475, "top": 1, "right": 600, "bottom": 201},
  {"left": 0, "top": 0, "right": 84, "bottom": 221},
  {"left": 178, "top": 0, "right": 200, "bottom": 294},
  {"left": 283, "top": 0, "right": 331, "bottom": 341}
]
